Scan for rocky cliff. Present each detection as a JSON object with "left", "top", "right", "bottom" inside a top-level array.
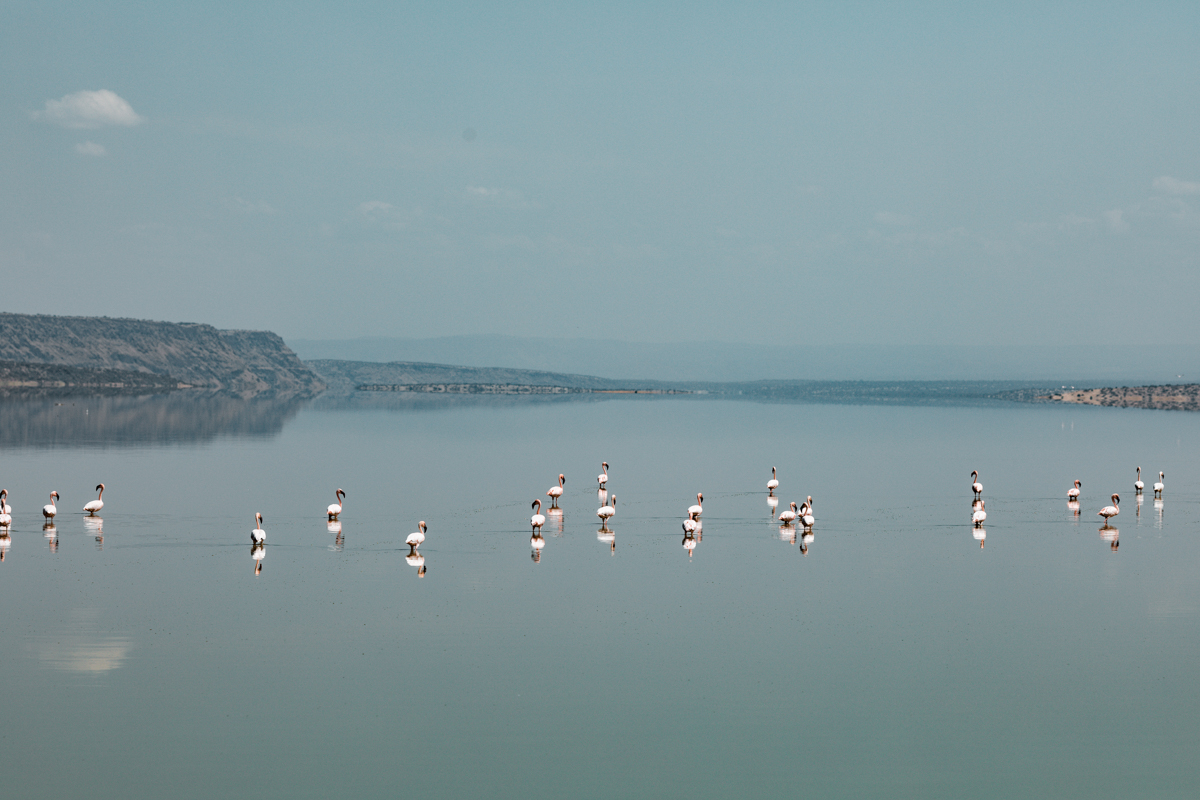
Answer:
[{"left": 0, "top": 313, "right": 324, "bottom": 398}]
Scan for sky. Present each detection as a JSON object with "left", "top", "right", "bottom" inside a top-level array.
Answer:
[{"left": 3, "top": 2, "right": 1199, "bottom": 349}]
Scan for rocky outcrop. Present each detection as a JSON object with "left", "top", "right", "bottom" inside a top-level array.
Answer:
[
  {"left": 0, "top": 360, "right": 177, "bottom": 395},
  {"left": 0, "top": 313, "right": 324, "bottom": 398}
]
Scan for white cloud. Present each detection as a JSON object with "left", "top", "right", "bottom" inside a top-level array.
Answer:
[
  {"left": 33, "top": 89, "right": 143, "bottom": 129},
  {"left": 1103, "top": 209, "right": 1129, "bottom": 232},
  {"left": 227, "top": 197, "right": 276, "bottom": 215},
  {"left": 464, "top": 186, "right": 540, "bottom": 210},
  {"left": 874, "top": 211, "right": 912, "bottom": 226},
  {"left": 74, "top": 141, "right": 107, "bottom": 157},
  {"left": 358, "top": 200, "right": 396, "bottom": 217},
  {"left": 1153, "top": 176, "right": 1200, "bottom": 195}
]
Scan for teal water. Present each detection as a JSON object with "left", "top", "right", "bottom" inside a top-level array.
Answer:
[{"left": 1, "top": 396, "right": 1198, "bottom": 798}]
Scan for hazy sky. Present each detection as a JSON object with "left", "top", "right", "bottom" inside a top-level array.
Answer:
[{"left": 3, "top": 2, "right": 1199, "bottom": 347}]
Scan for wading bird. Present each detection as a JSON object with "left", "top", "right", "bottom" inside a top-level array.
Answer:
[
  {"left": 84, "top": 484, "right": 105, "bottom": 516},
  {"left": 597, "top": 462, "right": 609, "bottom": 487},
  {"left": 547, "top": 474, "right": 565, "bottom": 508},
  {"left": 42, "top": 491, "right": 59, "bottom": 520},
  {"left": 1134, "top": 467, "right": 1144, "bottom": 495},
  {"left": 597, "top": 495, "right": 616, "bottom": 530},
  {"left": 1098, "top": 494, "right": 1120, "bottom": 525},
  {"left": 767, "top": 467, "right": 779, "bottom": 496},
  {"left": 250, "top": 513, "right": 265, "bottom": 544},
  {"left": 688, "top": 492, "right": 703, "bottom": 517},
  {"left": 1067, "top": 480, "right": 1081, "bottom": 501},
  {"left": 972, "top": 500, "right": 987, "bottom": 528},
  {"left": 970, "top": 471, "right": 983, "bottom": 498},
  {"left": 531, "top": 499, "right": 546, "bottom": 533},
  {"left": 406, "top": 521, "right": 427, "bottom": 551},
  {"left": 1154, "top": 472, "right": 1164, "bottom": 498},
  {"left": 327, "top": 488, "right": 346, "bottom": 520}
]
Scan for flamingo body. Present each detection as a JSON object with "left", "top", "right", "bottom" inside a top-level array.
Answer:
[
  {"left": 406, "top": 521, "right": 427, "bottom": 548},
  {"left": 1067, "top": 480, "right": 1081, "bottom": 501},
  {"left": 547, "top": 474, "right": 565, "bottom": 507},
  {"left": 84, "top": 483, "right": 105, "bottom": 515},
  {"left": 1098, "top": 494, "right": 1120, "bottom": 524},
  {"left": 327, "top": 488, "right": 346, "bottom": 519},
  {"left": 250, "top": 512, "right": 266, "bottom": 544},
  {"left": 42, "top": 491, "right": 59, "bottom": 520},
  {"left": 531, "top": 499, "right": 546, "bottom": 532}
]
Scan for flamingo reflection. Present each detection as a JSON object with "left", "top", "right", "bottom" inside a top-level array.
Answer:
[
  {"left": 0, "top": 533, "right": 10, "bottom": 561},
  {"left": 531, "top": 533, "right": 545, "bottom": 562},
  {"left": 548, "top": 507, "right": 564, "bottom": 535},
  {"left": 1099, "top": 526, "right": 1119, "bottom": 551},
  {"left": 328, "top": 520, "right": 344, "bottom": 551},
  {"left": 767, "top": 495, "right": 779, "bottom": 517},
  {"left": 800, "top": 530, "right": 814, "bottom": 555},
  {"left": 252, "top": 543, "right": 265, "bottom": 575},
  {"left": 973, "top": 527, "right": 986, "bottom": 549},
  {"left": 597, "top": 527, "right": 615, "bottom": 554},
  {"left": 84, "top": 516, "right": 103, "bottom": 549},
  {"left": 44, "top": 522, "right": 58, "bottom": 552},
  {"left": 406, "top": 551, "right": 427, "bottom": 577}
]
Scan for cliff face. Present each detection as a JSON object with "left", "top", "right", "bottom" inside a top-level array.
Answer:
[{"left": 0, "top": 313, "right": 324, "bottom": 398}]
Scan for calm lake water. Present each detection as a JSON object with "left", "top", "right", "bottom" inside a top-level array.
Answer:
[{"left": 2, "top": 394, "right": 1199, "bottom": 799}]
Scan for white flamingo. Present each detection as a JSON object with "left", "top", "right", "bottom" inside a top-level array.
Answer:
[
  {"left": 1134, "top": 467, "right": 1144, "bottom": 494},
  {"left": 547, "top": 474, "right": 565, "bottom": 508},
  {"left": 327, "top": 488, "right": 346, "bottom": 520},
  {"left": 42, "top": 491, "right": 59, "bottom": 520},
  {"left": 688, "top": 492, "right": 703, "bottom": 517},
  {"left": 531, "top": 499, "right": 546, "bottom": 533},
  {"left": 597, "top": 462, "right": 609, "bottom": 487},
  {"left": 778, "top": 501, "right": 798, "bottom": 525},
  {"left": 406, "top": 521, "right": 427, "bottom": 550},
  {"left": 1154, "top": 471, "right": 1164, "bottom": 498},
  {"left": 0, "top": 489, "right": 10, "bottom": 515},
  {"left": 1067, "top": 480, "right": 1081, "bottom": 501},
  {"left": 0, "top": 497, "right": 9, "bottom": 526},
  {"left": 972, "top": 500, "right": 987, "bottom": 528},
  {"left": 970, "top": 471, "right": 983, "bottom": 498},
  {"left": 597, "top": 494, "right": 616, "bottom": 530},
  {"left": 683, "top": 511, "right": 699, "bottom": 534},
  {"left": 767, "top": 467, "right": 779, "bottom": 496},
  {"left": 250, "top": 512, "right": 265, "bottom": 544},
  {"left": 84, "top": 483, "right": 105, "bottom": 516},
  {"left": 800, "top": 502, "right": 814, "bottom": 529},
  {"left": 1098, "top": 494, "right": 1120, "bottom": 525}
]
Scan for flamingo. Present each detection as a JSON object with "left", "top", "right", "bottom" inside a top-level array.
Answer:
[
  {"left": 597, "top": 462, "right": 609, "bottom": 487},
  {"left": 531, "top": 499, "right": 546, "bottom": 533},
  {"left": 1134, "top": 467, "right": 1144, "bottom": 494},
  {"left": 779, "top": 501, "right": 798, "bottom": 525},
  {"left": 688, "top": 492, "right": 703, "bottom": 517},
  {"left": 683, "top": 511, "right": 699, "bottom": 534},
  {"left": 0, "top": 499, "right": 9, "bottom": 526},
  {"left": 250, "top": 512, "right": 265, "bottom": 544},
  {"left": 1067, "top": 480, "right": 1081, "bottom": 501},
  {"left": 970, "top": 471, "right": 983, "bottom": 498},
  {"left": 597, "top": 495, "right": 616, "bottom": 530},
  {"left": 767, "top": 467, "right": 779, "bottom": 496},
  {"left": 972, "top": 500, "right": 987, "bottom": 528},
  {"left": 1154, "top": 471, "right": 1164, "bottom": 498},
  {"left": 547, "top": 474, "right": 565, "bottom": 508},
  {"left": 42, "top": 491, "right": 59, "bottom": 520},
  {"left": 799, "top": 502, "right": 814, "bottom": 529},
  {"left": 0, "top": 488, "right": 12, "bottom": 515},
  {"left": 1098, "top": 494, "right": 1120, "bottom": 525},
  {"left": 84, "top": 484, "right": 105, "bottom": 516},
  {"left": 406, "top": 521, "right": 427, "bottom": 550},
  {"left": 327, "top": 488, "right": 346, "bottom": 520}
]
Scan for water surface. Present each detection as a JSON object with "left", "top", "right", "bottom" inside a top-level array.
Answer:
[{"left": 2, "top": 395, "right": 1198, "bottom": 798}]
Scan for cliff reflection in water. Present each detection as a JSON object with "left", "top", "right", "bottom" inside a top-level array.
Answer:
[{"left": 0, "top": 392, "right": 306, "bottom": 448}]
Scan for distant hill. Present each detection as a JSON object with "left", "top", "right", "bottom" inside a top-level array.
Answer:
[
  {"left": 0, "top": 313, "right": 324, "bottom": 398},
  {"left": 289, "top": 334, "right": 1200, "bottom": 385}
]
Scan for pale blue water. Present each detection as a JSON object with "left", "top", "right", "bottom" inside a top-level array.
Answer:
[{"left": 2, "top": 395, "right": 1198, "bottom": 798}]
